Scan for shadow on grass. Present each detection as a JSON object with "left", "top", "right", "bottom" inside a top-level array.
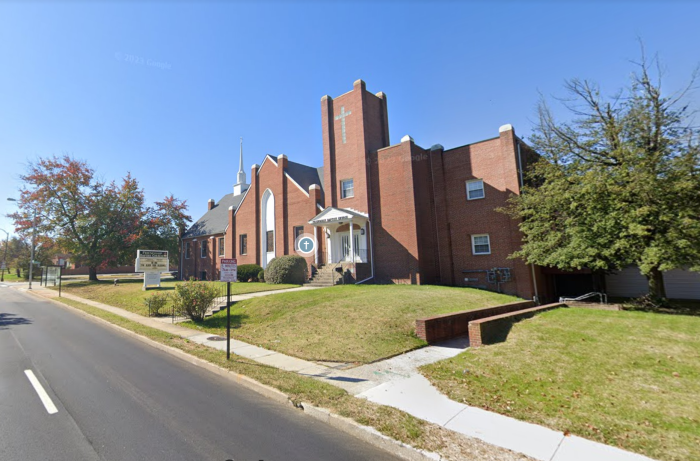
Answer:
[{"left": 191, "top": 312, "right": 250, "bottom": 330}]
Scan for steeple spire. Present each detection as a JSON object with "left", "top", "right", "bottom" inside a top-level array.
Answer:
[{"left": 233, "top": 136, "right": 249, "bottom": 196}]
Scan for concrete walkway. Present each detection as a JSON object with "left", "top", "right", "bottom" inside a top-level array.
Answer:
[{"left": 21, "top": 284, "right": 657, "bottom": 461}]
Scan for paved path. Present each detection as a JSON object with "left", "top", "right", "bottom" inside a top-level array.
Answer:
[{"left": 23, "top": 283, "right": 657, "bottom": 461}]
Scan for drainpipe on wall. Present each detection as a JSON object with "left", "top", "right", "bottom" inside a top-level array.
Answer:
[{"left": 356, "top": 220, "right": 375, "bottom": 284}]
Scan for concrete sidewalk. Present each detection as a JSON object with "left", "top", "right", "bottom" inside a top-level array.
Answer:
[{"left": 24, "top": 284, "right": 657, "bottom": 461}]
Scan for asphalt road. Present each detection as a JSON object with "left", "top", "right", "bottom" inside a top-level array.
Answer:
[{"left": 0, "top": 284, "right": 403, "bottom": 461}]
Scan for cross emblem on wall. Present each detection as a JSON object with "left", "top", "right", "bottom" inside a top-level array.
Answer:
[{"left": 334, "top": 106, "right": 352, "bottom": 144}]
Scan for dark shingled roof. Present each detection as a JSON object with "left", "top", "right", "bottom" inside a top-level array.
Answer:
[
  {"left": 286, "top": 160, "right": 324, "bottom": 193},
  {"left": 183, "top": 192, "right": 245, "bottom": 238}
]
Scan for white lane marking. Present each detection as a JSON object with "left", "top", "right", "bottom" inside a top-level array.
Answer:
[{"left": 24, "top": 370, "right": 59, "bottom": 415}]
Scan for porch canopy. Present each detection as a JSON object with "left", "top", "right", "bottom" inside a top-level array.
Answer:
[{"left": 309, "top": 207, "right": 370, "bottom": 264}]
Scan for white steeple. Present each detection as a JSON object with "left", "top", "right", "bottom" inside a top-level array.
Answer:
[{"left": 233, "top": 137, "right": 249, "bottom": 196}]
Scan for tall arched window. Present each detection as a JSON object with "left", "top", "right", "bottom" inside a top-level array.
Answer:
[{"left": 261, "top": 189, "right": 275, "bottom": 268}]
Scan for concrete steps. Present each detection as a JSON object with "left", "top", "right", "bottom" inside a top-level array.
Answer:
[{"left": 305, "top": 265, "right": 343, "bottom": 287}]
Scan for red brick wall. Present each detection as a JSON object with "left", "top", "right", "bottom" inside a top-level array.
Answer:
[
  {"left": 181, "top": 233, "right": 224, "bottom": 281},
  {"left": 230, "top": 157, "right": 324, "bottom": 277},
  {"left": 468, "top": 302, "right": 565, "bottom": 347},
  {"left": 415, "top": 300, "right": 535, "bottom": 343},
  {"left": 369, "top": 142, "right": 421, "bottom": 283},
  {"left": 322, "top": 80, "right": 389, "bottom": 213},
  {"left": 437, "top": 129, "right": 535, "bottom": 299}
]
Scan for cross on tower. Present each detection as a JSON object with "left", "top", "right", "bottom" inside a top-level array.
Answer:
[{"left": 334, "top": 106, "right": 352, "bottom": 144}]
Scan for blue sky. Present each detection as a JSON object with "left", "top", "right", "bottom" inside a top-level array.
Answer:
[{"left": 1, "top": 1, "right": 699, "bottom": 237}]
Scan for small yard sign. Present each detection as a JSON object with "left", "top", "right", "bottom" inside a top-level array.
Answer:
[{"left": 220, "top": 258, "right": 238, "bottom": 282}]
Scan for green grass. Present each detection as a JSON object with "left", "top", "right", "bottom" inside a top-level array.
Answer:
[
  {"left": 420, "top": 308, "right": 700, "bottom": 461},
  {"left": 184, "top": 285, "right": 519, "bottom": 363},
  {"left": 1, "top": 271, "right": 25, "bottom": 282},
  {"left": 48, "top": 296, "right": 524, "bottom": 461},
  {"left": 52, "top": 278, "right": 299, "bottom": 316},
  {"left": 1, "top": 270, "right": 40, "bottom": 282}
]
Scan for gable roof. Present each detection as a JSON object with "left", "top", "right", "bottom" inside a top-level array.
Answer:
[
  {"left": 309, "top": 206, "right": 368, "bottom": 225},
  {"left": 183, "top": 192, "right": 245, "bottom": 238},
  {"left": 286, "top": 160, "right": 324, "bottom": 193}
]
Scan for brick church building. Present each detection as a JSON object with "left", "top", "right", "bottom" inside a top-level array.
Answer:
[{"left": 181, "top": 80, "right": 548, "bottom": 302}]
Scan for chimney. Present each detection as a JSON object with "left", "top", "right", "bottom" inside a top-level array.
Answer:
[{"left": 207, "top": 199, "right": 215, "bottom": 211}]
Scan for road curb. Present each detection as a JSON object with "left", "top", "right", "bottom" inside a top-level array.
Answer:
[
  {"left": 26, "top": 289, "right": 441, "bottom": 461},
  {"left": 300, "top": 402, "right": 441, "bottom": 461}
]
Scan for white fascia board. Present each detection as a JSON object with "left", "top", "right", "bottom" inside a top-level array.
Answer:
[{"left": 285, "top": 172, "right": 310, "bottom": 197}]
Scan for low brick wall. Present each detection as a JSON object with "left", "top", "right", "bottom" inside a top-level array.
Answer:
[
  {"left": 415, "top": 300, "right": 535, "bottom": 343},
  {"left": 468, "top": 302, "right": 566, "bottom": 347}
]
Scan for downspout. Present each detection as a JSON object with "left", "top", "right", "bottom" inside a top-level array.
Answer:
[
  {"left": 428, "top": 148, "right": 443, "bottom": 283},
  {"left": 357, "top": 150, "right": 375, "bottom": 284},
  {"left": 356, "top": 220, "right": 375, "bottom": 284},
  {"left": 517, "top": 140, "right": 540, "bottom": 305}
]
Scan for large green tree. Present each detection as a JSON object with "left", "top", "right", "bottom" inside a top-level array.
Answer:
[
  {"left": 505, "top": 54, "right": 700, "bottom": 300},
  {"left": 9, "top": 155, "right": 190, "bottom": 281}
]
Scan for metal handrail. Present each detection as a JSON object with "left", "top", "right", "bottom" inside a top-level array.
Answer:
[{"left": 559, "top": 291, "right": 608, "bottom": 304}]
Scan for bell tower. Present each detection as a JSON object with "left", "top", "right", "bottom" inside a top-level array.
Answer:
[{"left": 321, "top": 80, "right": 390, "bottom": 212}]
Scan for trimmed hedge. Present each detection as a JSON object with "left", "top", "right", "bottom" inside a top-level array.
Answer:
[
  {"left": 238, "top": 264, "right": 263, "bottom": 282},
  {"left": 257, "top": 270, "right": 265, "bottom": 283},
  {"left": 265, "top": 255, "right": 308, "bottom": 285}
]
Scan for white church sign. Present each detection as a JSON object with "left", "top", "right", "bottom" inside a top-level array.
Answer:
[{"left": 135, "top": 249, "right": 169, "bottom": 290}]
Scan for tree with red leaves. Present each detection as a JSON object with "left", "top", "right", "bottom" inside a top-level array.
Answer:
[{"left": 9, "top": 155, "right": 190, "bottom": 281}]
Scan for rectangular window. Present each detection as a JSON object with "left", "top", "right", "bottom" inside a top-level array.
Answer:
[
  {"left": 239, "top": 234, "right": 247, "bottom": 255},
  {"left": 472, "top": 234, "right": 491, "bottom": 255},
  {"left": 341, "top": 179, "right": 354, "bottom": 199},
  {"left": 466, "top": 179, "right": 485, "bottom": 200},
  {"left": 293, "top": 226, "right": 304, "bottom": 250},
  {"left": 201, "top": 240, "right": 208, "bottom": 258},
  {"left": 185, "top": 242, "right": 191, "bottom": 259},
  {"left": 266, "top": 230, "right": 274, "bottom": 252},
  {"left": 218, "top": 237, "right": 225, "bottom": 257}
]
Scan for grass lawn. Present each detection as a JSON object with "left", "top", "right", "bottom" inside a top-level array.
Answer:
[
  {"left": 420, "top": 308, "right": 700, "bottom": 461},
  {"left": 183, "top": 285, "right": 519, "bottom": 363},
  {"left": 1, "top": 272, "right": 25, "bottom": 282},
  {"left": 53, "top": 278, "right": 299, "bottom": 317}
]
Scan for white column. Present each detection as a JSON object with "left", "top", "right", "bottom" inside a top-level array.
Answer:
[
  {"left": 349, "top": 220, "right": 355, "bottom": 267},
  {"left": 314, "top": 226, "right": 318, "bottom": 265}
]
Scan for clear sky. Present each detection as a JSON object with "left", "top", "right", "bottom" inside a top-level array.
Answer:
[{"left": 1, "top": 1, "right": 698, "bottom": 237}]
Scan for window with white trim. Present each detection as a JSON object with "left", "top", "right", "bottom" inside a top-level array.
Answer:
[
  {"left": 466, "top": 179, "right": 485, "bottom": 200},
  {"left": 471, "top": 234, "right": 491, "bottom": 255},
  {"left": 218, "top": 237, "right": 225, "bottom": 257},
  {"left": 201, "top": 240, "right": 208, "bottom": 258},
  {"left": 184, "top": 242, "right": 191, "bottom": 259},
  {"left": 341, "top": 179, "right": 354, "bottom": 199}
]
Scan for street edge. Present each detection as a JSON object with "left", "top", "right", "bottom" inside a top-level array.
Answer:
[{"left": 26, "top": 289, "right": 442, "bottom": 461}]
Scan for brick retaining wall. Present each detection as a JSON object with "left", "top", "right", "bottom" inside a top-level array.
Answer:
[
  {"left": 415, "top": 300, "right": 535, "bottom": 343},
  {"left": 468, "top": 302, "right": 565, "bottom": 347}
]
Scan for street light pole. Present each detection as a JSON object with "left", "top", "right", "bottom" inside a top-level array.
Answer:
[{"left": 0, "top": 228, "right": 8, "bottom": 282}]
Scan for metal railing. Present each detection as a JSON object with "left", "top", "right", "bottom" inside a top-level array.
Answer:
[
  {"left": 559, "top": 292, "right": 608, "bottom": 304},
  {"left": 146, "top": 281, "right": 231, "bottom": 323}
]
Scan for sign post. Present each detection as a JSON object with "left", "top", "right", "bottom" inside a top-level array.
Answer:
[
  {"left": 135, "top": 250, "right": 169, "bottom": 290},
  {"left": 220, "top": 258, "right": 238, "bottom": 360}
]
